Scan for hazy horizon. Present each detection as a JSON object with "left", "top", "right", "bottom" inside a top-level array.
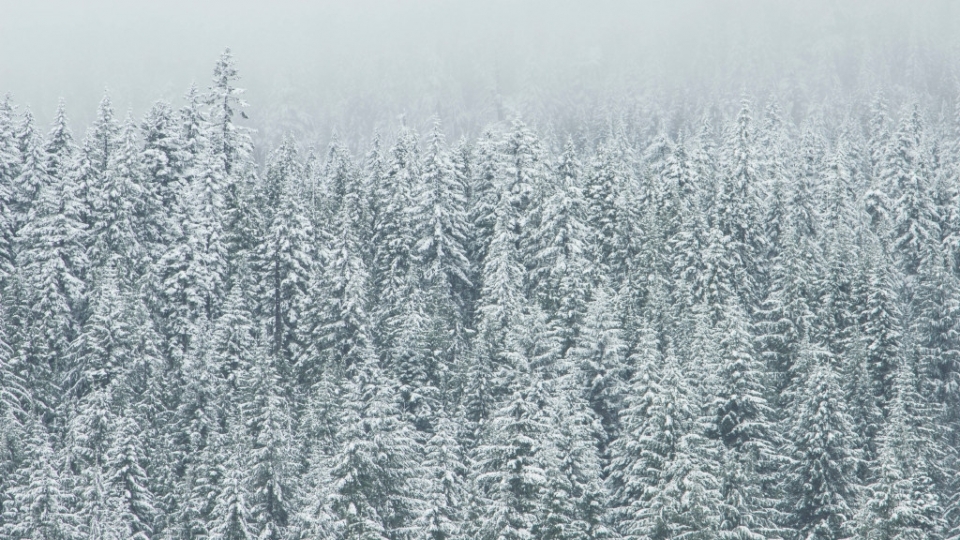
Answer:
[{"left": 4, "top": 1, "right": 959, "bottom": 149}]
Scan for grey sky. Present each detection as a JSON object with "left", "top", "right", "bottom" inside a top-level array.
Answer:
[{"left": 1, "top": 1, "right": 957, "bottom": 146}]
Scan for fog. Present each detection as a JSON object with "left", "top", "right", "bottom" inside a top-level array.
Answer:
[{"left": 2, "top": 0, "right": 959, "bottom": 150}]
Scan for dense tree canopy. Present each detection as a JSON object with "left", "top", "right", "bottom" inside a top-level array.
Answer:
[{"left": 1, "top": 50, "right": 960, "bottom": 540}]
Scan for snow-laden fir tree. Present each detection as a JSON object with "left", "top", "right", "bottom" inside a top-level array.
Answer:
[
  {"left": 911, "top": 229, "right": 960, "bottom": 406},
  {"left": 9, "top": 110, "right": 43, "bottom": 237},
  {"left": 239, "top": 344, "right": 296, "bottom": 540},
  {"left": 708, "top": 297, "right": 780, "bottom": 540},
  {"left": 818, "top": 138, "right": 862, "bottom": 354},
  {"left": 139, "top": 100, "right": 187, "bottom": 260},
  {"left": 0, "top": 305, "right": 23, "bottom": 523},
  {"left": 713, "top": 99, "right": 764, "bottom": 306},
  {"left": 584, "top": 140, "right": 630, "bottom": 283},
  {"left": 754, "top": 222, "right": 823, "bottom": 398},
  {"left": 501, "top": 119, "right": 549, "bottom": 279},
  {"left": 154, "top": 132, "right": 228, "bottom": 357},
  {"left": 0, "top": 96, "right": 19, "bottom": 286},
  {"left": 320, "top": 356, "right": 422, "bottom": 540},
  {"left": 467, "top": 129, "right": 501, "bottom": 279},
  {"left": 886, "top": 106, "right": 939, "bottom": 277},
  {"left": 371, "top": 126, "right": 421, "bottom": 367},
  {"left": 568, "top": 282, "right": 628, "bottom": 451},
  {"left": 531, "top": 137, "right": 592, "bottom": 356},
  {"left": 253, "top": 138, "right": 314, "bottom": 369},
  {"left": 104, "top": 412, "right": 157, "bottom": 540},
  {"left": 300, "top": 159, "right": 373, "bottom": 385},
  {"left": 43, "top": 100, "right": 76, "bottom": 200},
  {"left": 168, "top": 330, "right": 230, "bottom": 539},
  {"left": 89, "top": 112, "right": 145, "bottom": 277},
  {"left": 856, "top": 345, "right": 946, "bottom": 540},
  {"left": 12, "top": 121, "right": 88, "bottom": 418},
  {"left": 470, "top": 359, "right": 553, "bottom": 540},
  {"left": 209, "top": 439, "right": 255, "bottom": 540},
  {"left": 210, "top": 275, "right": 257, "bottom": 393},
  {"left": 3, "top": 418, "right": 80, "bottom": 539},
  {"left": 607, "top": 329, "right": 723, "bottom": 540},
  {"left": 856, "top": 233, "right": 903, "bottom": 403},
  {"left": 782, "top": 342, "right": 860, "bottom": 540},
  {"left": 416, "top": 409, "right": 468, "bottom": 540},
  {"left": 414, "top": 120, "right": 472, "bottom": 322},
  {"left": 537, "top": 360, "right": 609, "bottom": 540}
]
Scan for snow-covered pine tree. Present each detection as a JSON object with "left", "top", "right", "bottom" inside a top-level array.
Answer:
[
  {"left": 887, "top": 105, "right": 939, "bottom": 277},
  {"left": 206, "top": 48, "right": 252, "bottom": 181},
  {"left": 104, "top": 412, "right": 158, "bottom": 540},
  {"left": 89, "top": 112, "right": 145, "bottom": 277},
  {"left": 708, "top": 297, "right": 780, "bottom": 540},
  {"left": 11, "top": 109, "right": 43, "bottom": 234},
  {"left": 754, "top": 222, "right": 823, "bottom": 398},
  {"left": 635, "top": 131, "right": 677, "bottom": 298},
  {"left": 209, "top": 439, "right": 255, "bottom": 540},
  {"left": 856, "top": 233, "right": 903, "bottom": 403},
  {"left": 76, "top": 461, "right": 124, "bottom": 540},
  {"left": 68, "top": 262, "right": 149, "bottom": 402},
  {"left": 864, "top": 92, "right": 892, "bottom": 234},
  {"left": 782, "top": 341, "right": 860, "bottom": 540},
  {"left": 169, "top": 331, "right": 230, "bottom": 540},
  {"left": 416, "top": 409, "right": 468, "bottom": 540},
  {"left": 608, "top": 331, "right": 723, "bottom": 540},
  {"left": 322, "top": 355, "right": 422, "bottom": 540},
  {"left": 818, "top": 138, "right": 861, "bottom": 354},
  {"left": 67, "top": 385, "right": 117, "bottom": 536},
  {"left": 502, "top": 119, "right": 550, "bottom": 284},
  {"left": 531, "top": 137, "right": 592, "bottom": 356},
  {"left": 856, "top": 345, "right": 946, "bottom": 540},
  {"left": 3, "top": 418, "right": 80, "bottom": 539},
  {"left": 358, "top": 132, "right": 386, "bottom": 260},
  {"left": 913, "top": 244, "right": 960, "bottom": 408},
  {"left": 140, "top": 100, "right": 187, "bottom": 260},
  {"left": 473, "top": 171, "right": 530, "bottom": 370},
  {"left": 211, "top": 275, "right": 257, "bottom": 394},
  {"left": 253, "top": 138, "right": 314, "bottom": 370},
  {"left": 300, "top": 160, "right": 374, "bottom": 385},
  {"left": 468, "top": 129, "right": 502, "bottom": 282},
  {"left": 319, "top": 134, "right": 356, "bottom": 221},
  {"left": 714, "top": 99, "right": 764, "bottom": 306},
  {"left": 0, "top": 96, "right": 19, "bottom": 287},
  {"left": 371, "top": 125, "right": 421, "bottom": 359},
  {"left": 841, "top": 334, "right": 884, "bottom": 480},
  {"left": 43, "top": 99, "right": 76, "bottom": 191},
  {"left": 538, "top": 361, "right": 609, "bottom": 540},
  {"left": 154, "top": 133, "right": 228, "bottom": 357},
  {"left": 584, "top": 140, "right": 630, "bottom": 284},
  {"left": 470, "top": 360, "right": 553, "bottom": 540},
  {"left": 568, "top": 282, "right": 628, "bottom": 452},
  {"left": 206, "top": 49, "right": 257, "bottom": 269},
  {"left": 0, "top": 303, "right": 23, "bottom": 522},
  {"left": 179, "top": 83, "right": 206, "bottom": 184},
  {"left": 790, "top": 122, "right": 826, "bottom": 241},
  {"left": 88, "top": 93, "right": 121, "bottom": 178},
  {"left": 239, "top": 344, "right": 295, "bottom": 540},
  {"left": 387, "top": 270, "right": 447, "bottom": 428},
  {"left": 415, "top": 119, "right": 472, "bottom": 323},
  {"left": 670, "top": 137, "right": 713, "bottom": 312},
  {"left": 12, "top": 123, "right": 88, "bottom": 418}
]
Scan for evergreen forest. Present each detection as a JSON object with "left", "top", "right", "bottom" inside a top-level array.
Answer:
[{"left": 2, "top": 48, "right": 960, "bottom": 540}]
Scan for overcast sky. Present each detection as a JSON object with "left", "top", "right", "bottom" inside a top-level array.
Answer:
[{"left": 2, "top": 1, "right": 957, "bottom": 144}]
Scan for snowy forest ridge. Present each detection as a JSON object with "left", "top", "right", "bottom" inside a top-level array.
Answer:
[{"left": 0, "top": 48, "right": 959, "bottom": 540}]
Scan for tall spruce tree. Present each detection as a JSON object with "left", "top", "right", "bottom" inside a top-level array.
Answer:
[
  {"left": 253, "top": 139, "right": 314, "bottom": 369},
  {"left": 782, "top": 342, "right": 860, "bottom": 540}
]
